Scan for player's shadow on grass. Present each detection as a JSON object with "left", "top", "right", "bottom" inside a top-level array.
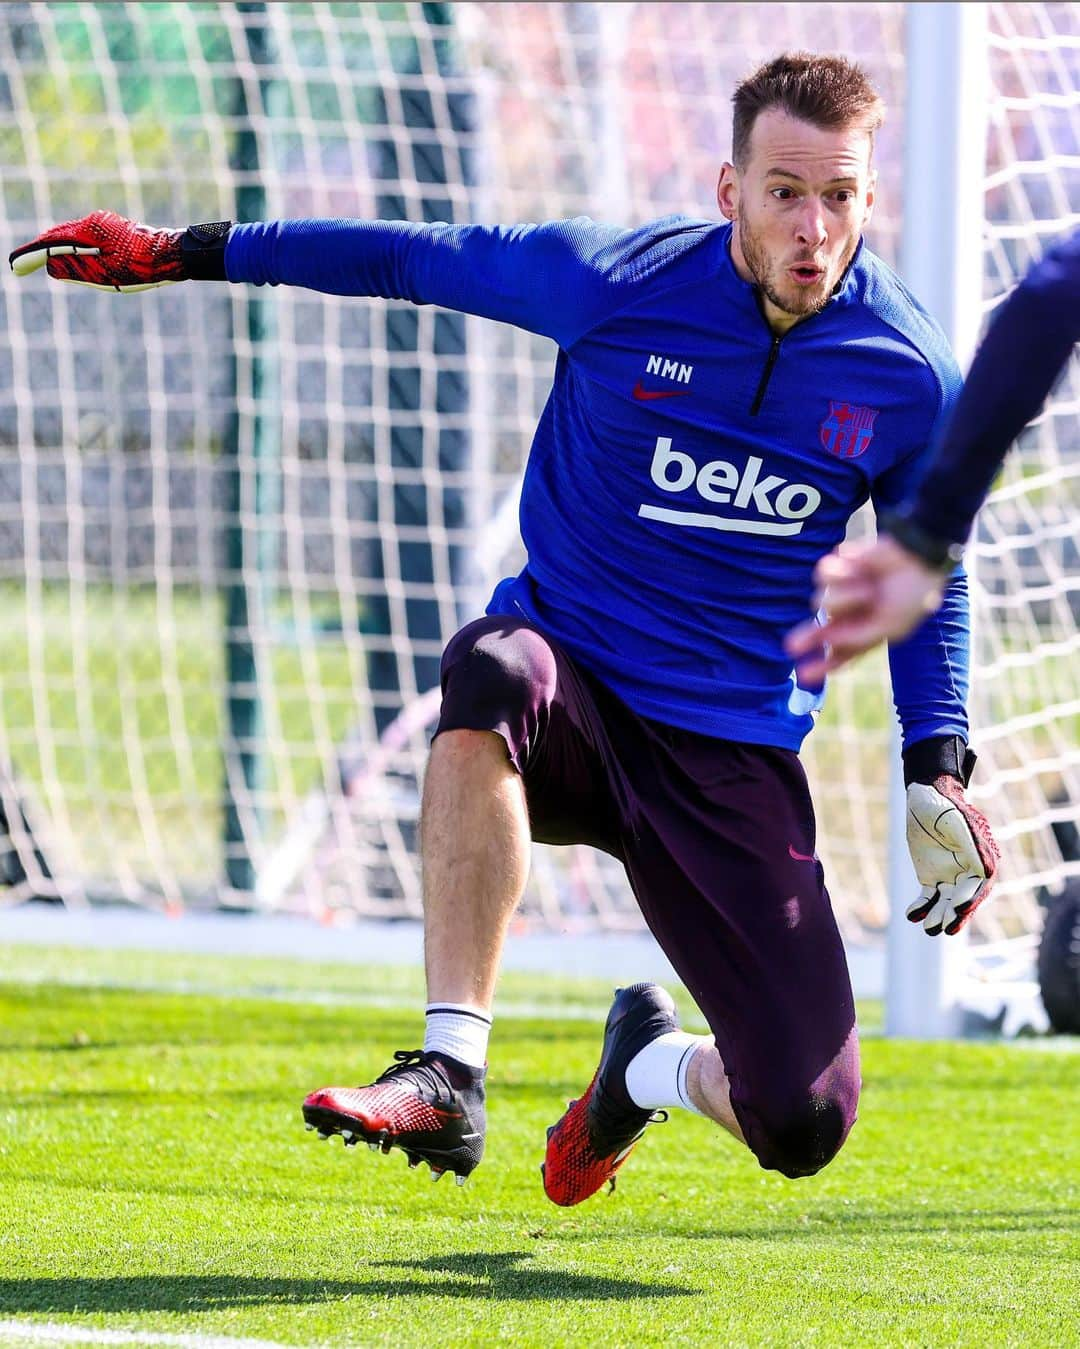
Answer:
[
  {"left": 0, "top": 1257, "right": 690, "bottom": 1312},
  {"left": 0, "top": 1278, "right": 365, "bottom": 1315},
  {"left": 366, "top": 1250, "right": 691, "bottom": 1299}
]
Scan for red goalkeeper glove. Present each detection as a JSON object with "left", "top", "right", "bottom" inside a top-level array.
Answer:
[
  {"left": 903, "top": 736, "right": 999, "bottom": 936},
  {"left": 9, "top": 210, "right": 230, "bottom": 291}
]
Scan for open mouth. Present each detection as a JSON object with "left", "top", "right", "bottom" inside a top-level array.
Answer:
[{"left": 790, "top": 265, "right": 824, "bottom": 286}]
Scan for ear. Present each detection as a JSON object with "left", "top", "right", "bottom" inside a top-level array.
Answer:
[
  {"left": 717, "top": 162, "right": 739, "bottom": 222},
  {"left": 862, "top": 167, "right": 877, "bottom": 229}
]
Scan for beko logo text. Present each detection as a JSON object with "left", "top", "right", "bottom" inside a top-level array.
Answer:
[{"left": 639, "top": 436, "right": 822, "bottom": 536}]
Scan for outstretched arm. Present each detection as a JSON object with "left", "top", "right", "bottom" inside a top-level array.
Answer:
[{"left": 9, "top": 209, "right": 642, "bottom": 350}]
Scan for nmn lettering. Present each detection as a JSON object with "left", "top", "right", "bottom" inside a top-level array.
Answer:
[{"left": 645, "top": 353, "right": 693, "bottom": 384}]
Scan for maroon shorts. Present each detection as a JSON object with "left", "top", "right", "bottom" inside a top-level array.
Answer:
[{"left": 435, "top": 615, "right": 860, "bottom": 1178}]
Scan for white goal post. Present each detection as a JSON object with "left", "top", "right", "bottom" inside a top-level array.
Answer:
[{"left": 887, "top": 2, "right": 990, "bottom": 1039}]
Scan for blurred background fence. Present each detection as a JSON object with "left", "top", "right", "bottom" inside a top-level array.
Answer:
[{"left": 0, "top": 2, "right": 1076, "bottom": 948}]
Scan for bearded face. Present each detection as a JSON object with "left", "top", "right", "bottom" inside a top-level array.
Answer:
[{"left": 719, "top": 110, "right": 876, "bottom": 333}]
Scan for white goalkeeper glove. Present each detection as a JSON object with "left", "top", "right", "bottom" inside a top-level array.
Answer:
[{"left": 904, "top": 738, "right": 999, "bottom": 936}]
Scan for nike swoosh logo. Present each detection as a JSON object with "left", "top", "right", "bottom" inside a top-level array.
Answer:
[
  {"left": 632, "top": 381, "right": 692, "bottom": 401},
  {"left": 788, "top": 843, "right": 817, "bottom": 862}
]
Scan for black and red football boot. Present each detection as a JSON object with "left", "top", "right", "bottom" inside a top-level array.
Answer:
[
  {"left": 302, "top": 1050, "right": 485, "bottom": 1185},
  {"left": 542, "top": 983, "right": 678, "bottom": 1206}
]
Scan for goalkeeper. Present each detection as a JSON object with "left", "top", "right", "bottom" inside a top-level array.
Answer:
[
  {"left": 786, "top": 225, "right": 1080, "bottom": 679},
  {"left": 12, "top": 54, "right": 999, "bottom": 1203}
]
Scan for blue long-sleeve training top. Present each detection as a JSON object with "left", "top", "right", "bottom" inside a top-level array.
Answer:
[
  {"left": 905, "top": 225, "right": 1080, "bottom": 546},
  {"left": 226, "top": 215, "right": 969, "bottom": 752}
]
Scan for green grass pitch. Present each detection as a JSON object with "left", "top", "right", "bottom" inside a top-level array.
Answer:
[{"left": 0, "top": 944, "right": 1076, "bottom": 1348}]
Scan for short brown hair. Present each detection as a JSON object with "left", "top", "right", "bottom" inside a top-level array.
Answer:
[{"left": 732, "top": 52, "right": 885, "bottom": 170}]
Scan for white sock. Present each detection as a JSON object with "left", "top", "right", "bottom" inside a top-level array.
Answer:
[
  {"left": 423, "top": 1003, "right": 492, "bottom": 1070},
  {"left": 624, "top": 1029, "right": 707, "bottom": 1115}
]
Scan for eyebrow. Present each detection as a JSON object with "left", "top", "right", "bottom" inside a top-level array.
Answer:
[{"left": 764, "top": 169, "right": 860, "bottom": 187}]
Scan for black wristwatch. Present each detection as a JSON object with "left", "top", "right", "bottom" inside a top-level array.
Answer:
[{"left": 878, "top": 509, "right": 965, "bottom": 575}]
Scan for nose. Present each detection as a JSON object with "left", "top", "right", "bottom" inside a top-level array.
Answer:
[{"left": 795, "top": 200, "right": 827, "bottom": 248}]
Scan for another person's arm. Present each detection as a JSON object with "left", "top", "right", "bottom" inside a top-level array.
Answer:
[
  {"left": 786, "top": 227, "right": 1080, "bottom": 677},
  {"left": 890, "top": 226, "right": 1080, "bottom": 551}
]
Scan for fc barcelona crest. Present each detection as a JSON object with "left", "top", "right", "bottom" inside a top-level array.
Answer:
[{"left": 820, "top": 401, "right": 879, "bottom": 458}]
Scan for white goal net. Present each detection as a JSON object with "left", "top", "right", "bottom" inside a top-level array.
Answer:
[
  {"left": 0, "top": 3, "right": 1075, "bottom": 956},
  {"left": 965, "top": 2, "right": 1080, "bottom": 942}
]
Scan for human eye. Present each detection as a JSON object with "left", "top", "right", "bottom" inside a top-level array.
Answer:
[{"left": 770, "top": 186, "right": 797, "bottom": 200}]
